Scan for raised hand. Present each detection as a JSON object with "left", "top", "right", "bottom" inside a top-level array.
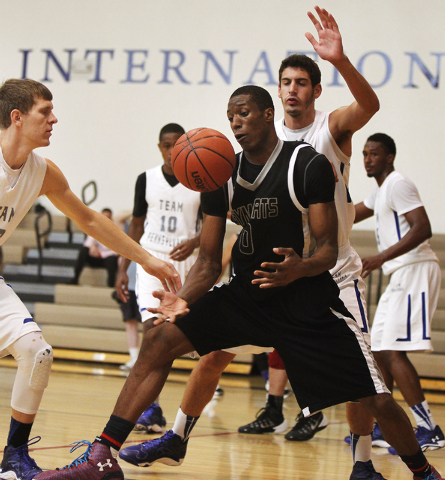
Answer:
[{"left": 305, "top": 6, "right": 344, "bottom": 64}]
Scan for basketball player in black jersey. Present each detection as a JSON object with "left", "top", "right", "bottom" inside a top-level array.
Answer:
[{"left": 37, "top": 86, "right": 443, "bottom": 480}]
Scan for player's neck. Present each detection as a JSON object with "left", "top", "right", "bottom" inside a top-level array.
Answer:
[
  {"left": 244, "top": 133, "right": 279, "bottom": 165},
  {"left": 283, "top": 109, "right": 316, "bottom": 131},
  {"left": 375, "top": 167, "right": 395, "bottom": 187},
  {"left": 0, "top": 132, "right": 32, "bottom": 169},
  {"left": 161, "top": 164, "right": 174, "bottom": 177}
]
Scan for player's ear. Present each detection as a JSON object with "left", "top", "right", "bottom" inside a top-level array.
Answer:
[
  {"left": 265, "top": 107, "right": 275, "bottom": 122},
  {"left": 314, "top": 84, "right": 322, "bottom": 99},
  {"left": 11, "top": 109, "right": 22, "bottom": 126}
]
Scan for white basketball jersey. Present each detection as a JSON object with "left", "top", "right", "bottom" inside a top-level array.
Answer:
[
  {"left": 0, "top": 149, "right": 47, "bottom": 246},
  {"left": 275, "top": 111, "right": 355, "bottom": 249},
  {"left": 139, "top": 166, "right": 201, "bottom": 254},
  {"left": 363, "top": 171, "right": 438, "bottom": 275}
]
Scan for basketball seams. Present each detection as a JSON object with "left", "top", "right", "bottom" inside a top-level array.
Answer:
[{"left": 171, "top": 127, "right": 236, "bottom": 192}]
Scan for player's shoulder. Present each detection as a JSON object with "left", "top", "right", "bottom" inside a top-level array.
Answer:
[
  {"left": 284, "top": 140, "right": 328, "bottom": 164},
  {"left": 385, "top": 170, "right": 413, "bottom": 188}
]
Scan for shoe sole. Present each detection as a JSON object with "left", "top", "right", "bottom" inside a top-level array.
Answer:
[
  {"left": 0, "top": 471, "right": 20, "bottom": 480},
  {"left": 372, "top": 439, "right": 391, "bottom": 448},
  {"left": 133, "top": 423, "right": 165, "bottom": 433},
  {"left": 420, "top": 440, "right": 445, "bottom": 451},
  {"left": 285, "top": 423, "right": 327, "bottom": 441},
  {"left": 121, "top": 456, "right": 184, "bottom": 467},
  {"left": 238, "top": 419, "right": 288, "bottom": 435}
]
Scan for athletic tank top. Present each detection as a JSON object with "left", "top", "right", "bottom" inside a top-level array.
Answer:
[
  {"left": 0, "top": 149, "right": 47, "bottom": 246},
  {"left": 139, "top": 166, "right": 201, "bottom": 254},
  {"left": 217, "top": 140, "right": 338, "bottom": 302},
  {"left": 275, "top": 111, "right": 355, "bottom": 249}
]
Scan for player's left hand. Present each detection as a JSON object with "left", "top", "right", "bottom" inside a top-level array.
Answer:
[
  {"left": 141, "top": 256, "right": 182, "bottom": 293},
  {"left": 169, "top": 239, "right": 197, "bottom": 262},
  {"left": 361, "top": 254, "right": 384, "bottom": 279},
  {"left": 252, "top": 247, "right": 304, "bottom": 288},
  {"left": 306, "top": 6, "right": 344, "bottom": 64}
]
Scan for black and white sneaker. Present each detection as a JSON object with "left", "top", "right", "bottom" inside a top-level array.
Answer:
[
  {"left": 238, "top": 406, "right": 287, "bottom": 434},
  {"left": 285, "top": 411, "right": 328, "bottom": 441}
]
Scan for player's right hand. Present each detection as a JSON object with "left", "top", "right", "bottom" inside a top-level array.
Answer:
[
  {"left": 147, "top": 290, "right": 190, "bottom": 325},
  {"left": 115, "top": 270, "right": 130, "bottom": 303}
]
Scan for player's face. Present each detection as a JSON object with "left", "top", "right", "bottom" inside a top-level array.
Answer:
[
  {"left": 278, "top": 67, "right": 320, "bottom": 118},
  {"left": 20, "top": 97, "right": 57, "bottom": 148},
  {"left": 227, "top": 94, "right": 272, "bottom": 152},
  {"left": 158, "top": 132, "right": 183, "bottom": 174},
  {"left": 362, "top": 141, "right": 393, "bottom": 178}
]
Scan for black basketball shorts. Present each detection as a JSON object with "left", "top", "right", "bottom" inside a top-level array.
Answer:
[{"left": 175, "top": 278, "right": 388, "bottom": 416}]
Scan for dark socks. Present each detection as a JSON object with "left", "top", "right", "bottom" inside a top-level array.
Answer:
[
  {"left": 95, "top": 415, "right": 135, "bottom": 451},
  {"left": 267, "top": 394, "right": 284, "bottom": 415},
  {"left": 7, "top": 418, "right": 33, "bottom": 448},
  {"left": 400, "top": 448, "right": 432, "bottom": 478}
]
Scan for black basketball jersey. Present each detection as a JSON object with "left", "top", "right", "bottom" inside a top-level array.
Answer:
[{"left": 201, "top": 139, "right": 336, "bottom": 300}]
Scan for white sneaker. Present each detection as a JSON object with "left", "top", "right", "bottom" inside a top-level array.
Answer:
[{"left": 119, "top": 360, "right": 135, "bottom": 371}]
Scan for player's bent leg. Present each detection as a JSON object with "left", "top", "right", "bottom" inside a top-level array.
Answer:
[
  {"left": 120, "top": 350, "right": 236, "bottom": 468},
  {"left": 345, "top": 402, "right": 388, "bottom": 480},
  {"left": 181, "top": 350, "right": 235, "bottom": 417},
  {"left": 113, "top": 321, "right": 195, "bottom": 422},
  {"left": 0, "top": 332, "right": 53, "bottom": 480},
  {"left": 359, "top": 392, "right": 419, "bottom": 456}
]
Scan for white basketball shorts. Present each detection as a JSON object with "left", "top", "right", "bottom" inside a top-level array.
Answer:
[
  {"left": 371, "top": 260, "right": 441, "bottom": 352},
  {"left": 136, "top": 249, "right": 198, "bottom": 322},
  {"left": 0, "top": 277, "right": 41, "bottom": 356}
]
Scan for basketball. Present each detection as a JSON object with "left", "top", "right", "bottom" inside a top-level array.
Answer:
[{"left": 171, "top": 128, "right": 236, "bottom": 192}]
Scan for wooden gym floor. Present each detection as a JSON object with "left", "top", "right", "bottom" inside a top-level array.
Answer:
[{"left": 0, "top": 363, "right": 444, "bottom": 480}]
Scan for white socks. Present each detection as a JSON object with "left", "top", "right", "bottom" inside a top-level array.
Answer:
[{"left": 410, "top": 400, "right": 436, "bottom": 430}]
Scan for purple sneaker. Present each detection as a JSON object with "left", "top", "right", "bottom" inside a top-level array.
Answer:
[
  {"left": 133, "top": 403, "right": 166, "bottom": 433},
  {"left": 34, "top": 441, "right": 123, "bottom": 480},
  {"left": 119, "top": 430, "right": 187, "bottom": 467},
  {"left": 389, "top": 425, "right": 445, "bottom": 455},
  {"left": 0, "top": 437, "right": 42, "bottom": 480}
]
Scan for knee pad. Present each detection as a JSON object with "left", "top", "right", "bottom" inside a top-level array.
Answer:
[
  {"left": 30, "top": 346, "right": 53, "bottom": 390},
  {"left": 268, "top": 349, "right": 286, "bottom": 370}
]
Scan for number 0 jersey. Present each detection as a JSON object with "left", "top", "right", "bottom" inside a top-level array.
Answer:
[
  {"left": 201, "top": 139, "right": 336, "bottom": 300},
  {"left": 135, "top": 166, "right": 201, "bottom": 254}
]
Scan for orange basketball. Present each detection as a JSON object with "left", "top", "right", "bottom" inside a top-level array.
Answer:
[{"left": 171, "top": 128, "right": 236, "bottom": 192}]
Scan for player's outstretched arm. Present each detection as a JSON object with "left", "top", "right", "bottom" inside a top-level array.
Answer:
[
  {"left": 306, "top": 6, "right": 379, "bottom": 148},
  {"left": 150, "top": 213, "right": 226, "bottom": 320},
  {"left": 40, "top": 159, "right": 181, "bottom": 293}
]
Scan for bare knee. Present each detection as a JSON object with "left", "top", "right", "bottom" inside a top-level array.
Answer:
[{"left": 198, "top": 351, "right": 235, "bottom": 375}]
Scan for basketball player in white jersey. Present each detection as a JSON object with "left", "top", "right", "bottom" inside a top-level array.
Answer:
[
  {"left": 115, "top": 123, "right": 201, "bottom": 433},
  {"left": 118, "top": 8, "right": 384, "bottom": 480},
  {"left": 355, "top": 133, "right": 444, "bottom": 454},
  {"left": 0, "top": 79, "right": 180, "bottom": 480}
]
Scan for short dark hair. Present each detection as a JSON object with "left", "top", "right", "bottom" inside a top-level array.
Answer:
[
  {"left": 159, "top": 123, "right": 185, "bottom": 142},
  {"left": 101, "top": 208, "right": 113, "bottom": 216},
  {"left": 0, "top": 79, "right": 53, "bottom": 129},
  {"left": 278, "top": 54, "right": 321, "bottom": 87},
  {"left": 367, "top": 133, "right": 397, "bottom": 157},
  {"left": 229, "top": 85, "right": 274, "bottom": 112}
]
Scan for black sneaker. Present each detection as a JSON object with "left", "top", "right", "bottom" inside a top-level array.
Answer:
[
  {"left": 238, "top": 406, "right": 287, "bottom": 434},
  {"left": 349, "top": 460, "right": 387, "bottom": 480},
  {"left": 285, "top": 411, "right": 328, "bottom": 441}
]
